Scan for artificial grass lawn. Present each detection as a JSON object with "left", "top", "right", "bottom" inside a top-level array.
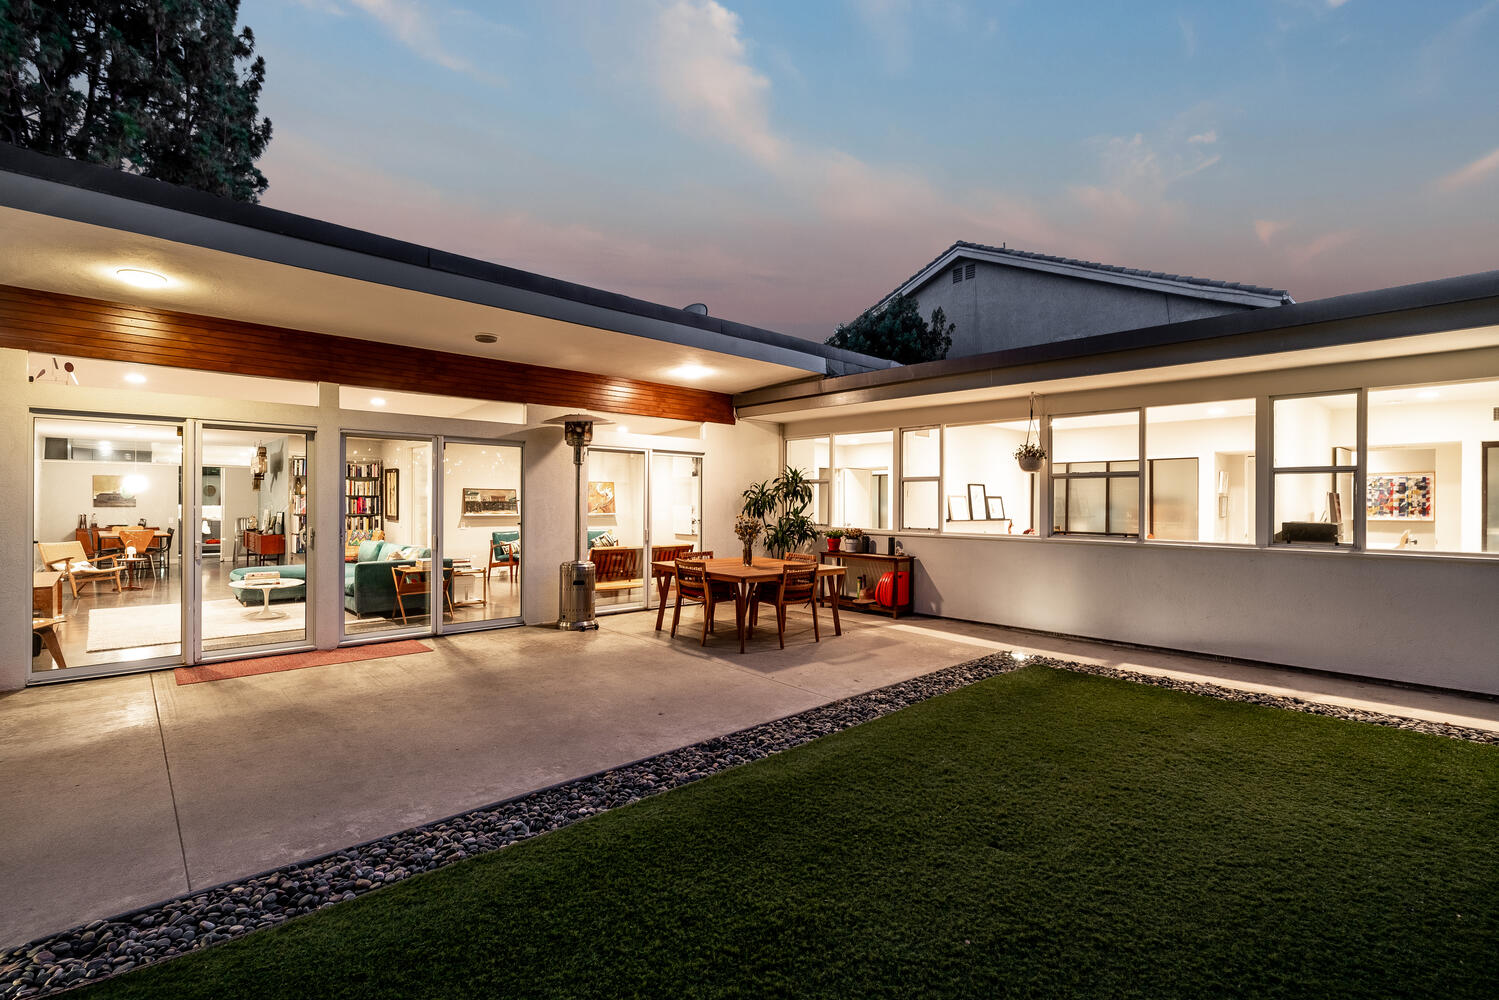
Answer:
[{"left": 87, "top": 667, "right": 1499, "bottom": 999}]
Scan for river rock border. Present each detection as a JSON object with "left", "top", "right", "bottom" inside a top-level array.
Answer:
[{"left": 2, "top": 652, "right": 1494, "bottom": 998}]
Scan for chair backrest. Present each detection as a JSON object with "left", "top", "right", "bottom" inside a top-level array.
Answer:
[
  {"left": 652, "top": 544, "right": 691, "bottom": 564},
  {"left": 593, "top": 546, "right": 640, "bottom": 582},
  {"left": 119, "top": 528, "right": 155, "bottom": 553},
  {"left": 38, "top": 540, "right": 87, "bottom": 570},
  {"left": 675, "top": 558, "right": 708, "bottom": 597},
  {"left": 779, "top": 563, "right": 817, "bottom": 600},
  {"left": 783, "top": 552, "right": 817, "bottom": 563},
  {"left": 682, "top": 550, "right": 714, "bottom": 560}
]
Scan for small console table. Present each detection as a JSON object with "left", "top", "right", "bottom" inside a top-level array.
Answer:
[
  {"left": 244, "top": 529, "right": 287, "bottom": 566},
  {"left": 817, "top": 550, "right": 915, "bottom": 619}
]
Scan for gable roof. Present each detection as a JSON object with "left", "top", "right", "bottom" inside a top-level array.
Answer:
[{"left": 880, "top": 239, "right": 1293, "bottom": 311}]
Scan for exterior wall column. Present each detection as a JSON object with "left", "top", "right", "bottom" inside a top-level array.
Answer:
[
  {"left": 311, "top": 382, "right": 343, "bottom": 649},
  {"left": 0, "top": 349, "right": 29, "bottom": 690},
  {"left": 520, "top": 426, "right": 572, "bottom": 625}
]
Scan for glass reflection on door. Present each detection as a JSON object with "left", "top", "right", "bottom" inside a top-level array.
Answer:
[
  {"left": 200, "top": 427, "right": 310, "bottom": 658},
  {"left": 442, "top": 440, "right": 523, "bottom": 626},
  {"left": 344, "top": 436, "right": 435, "bottom": 637},
  {"left": 31, "top": 415, "right": 183, "bottom": 676},
  {"left": 589, "top": 449, "right": 647, "bottom": 610},
  {"left": 648, "top": 453, "right": 702, "bottom": 607}
]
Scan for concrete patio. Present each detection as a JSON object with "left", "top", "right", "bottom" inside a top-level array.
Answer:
[{"left": 3, "top": 607, "right": 1497, "bottom": 950}]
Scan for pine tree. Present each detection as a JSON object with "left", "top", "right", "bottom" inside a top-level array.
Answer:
[
  {"left": 0, "top": 1, "right": 272, "bottom": 201},
  {"left": 825, "top": 294, "right": 956, "bottom": 365}
]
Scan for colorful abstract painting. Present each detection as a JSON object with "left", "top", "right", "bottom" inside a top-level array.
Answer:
[{"left": 1366, "top": 473, "right": 1434, "bottom": 521}]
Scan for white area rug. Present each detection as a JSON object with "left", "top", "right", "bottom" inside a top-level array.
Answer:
[{"left": 86, "top": 599, "right": 306, "bottom": 652}]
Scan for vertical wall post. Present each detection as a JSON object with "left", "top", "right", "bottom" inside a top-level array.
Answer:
[{"left": 0, "top": 349, "right": 30, "bottom": 689}]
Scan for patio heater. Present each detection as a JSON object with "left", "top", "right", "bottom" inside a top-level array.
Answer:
[{"left": 545, "top": 414, "right": 611, "bottom": 630}]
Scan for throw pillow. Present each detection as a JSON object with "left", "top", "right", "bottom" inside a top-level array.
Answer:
[{"left": 593, "top": 530, "right": 618, "bottom": 548}]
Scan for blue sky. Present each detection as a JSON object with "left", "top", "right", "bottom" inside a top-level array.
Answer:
[{"left": 250, "top": 1, "right": 1499, "bottom": 340}]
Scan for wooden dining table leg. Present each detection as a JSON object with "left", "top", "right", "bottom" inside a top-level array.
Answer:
[
  {"left": 654, "top": 573, "right": 672, "bottom": 631},
  {"left": 824, "top": 574, "right": 843, "bottom": 636},
  {"left": 735, "top": 579, "right": 750, "bottom": 654}
]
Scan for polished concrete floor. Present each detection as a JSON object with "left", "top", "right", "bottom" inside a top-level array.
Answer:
[{"left": 4, "top": 608, "right": 1497, "bottom": 949}]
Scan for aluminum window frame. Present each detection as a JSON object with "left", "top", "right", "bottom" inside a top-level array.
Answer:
[
  {"left": 1267, "top": 389, "right": 1364, "bottom": 549},
  {"left": 1046, "top": 408, "right": 1144, "bottom": 540}
]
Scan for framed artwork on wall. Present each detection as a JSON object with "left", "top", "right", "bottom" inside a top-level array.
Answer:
[
  {"left": 91, "top": 475, "right": 136, "bottom": 508},
  {"left": 946, "top": 495, "right": 970, "bottom": 521},
  {"left": 383, "top": 468, "right": 400, "bottom": 521},
  {"left": 1366, "top": 472, "right": 1434, "bottom": 520},
  {"left": 587, "top": 481, "right": 616, "bottom": 515},
  {"left": 462, "top": 487, "right": 519, "bottom": 515}
]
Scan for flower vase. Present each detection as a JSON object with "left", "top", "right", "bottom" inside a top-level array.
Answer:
[{"left": 742, "top": 541, "right": 754, "bottom": 565}]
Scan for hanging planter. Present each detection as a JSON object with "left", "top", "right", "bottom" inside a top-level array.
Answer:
[{"left": 1015, "top": 393, "right": 1046, "bottom": 472}]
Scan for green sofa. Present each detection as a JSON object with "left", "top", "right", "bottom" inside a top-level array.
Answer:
[{"left": 229, "top": 541, "right": 452, "bottom": 618}]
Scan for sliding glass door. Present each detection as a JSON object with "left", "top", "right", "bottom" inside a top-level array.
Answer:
[
  {"left": 30, "top": 414, "right": 185, "bottom": 679},
  {"left": 440, "top": 439, "right": 524, "bottom": 629},
  {"left": 342, "top": 435, "right": 436, "bottom": 639},
  {"left": 194, "top": 425, "right": 312, "bottom": 661},
  {"left": 588, "top": 448, "right": 649, "bottom": 611}
]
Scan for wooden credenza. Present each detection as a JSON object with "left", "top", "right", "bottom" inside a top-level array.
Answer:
[{"left": 244, "top": 529, "right": 287, "bottom": 565}]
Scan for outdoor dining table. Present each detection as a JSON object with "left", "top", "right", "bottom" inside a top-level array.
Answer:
[{"left": 651, "top": 557, "right": 846, "bottom": 653}]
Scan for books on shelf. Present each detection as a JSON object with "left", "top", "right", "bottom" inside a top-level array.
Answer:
[
  {"left": 346, "top": 461, "right": 382, "bottom": 479},
  {"left": 291, "top": 456, "right": 307, "bottom": 477}
]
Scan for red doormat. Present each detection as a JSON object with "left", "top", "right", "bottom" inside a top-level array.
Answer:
[{"left": 174, "top": 640, "right": 433, "bottom": 685}]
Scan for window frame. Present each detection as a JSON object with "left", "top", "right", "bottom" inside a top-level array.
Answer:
[
  {"left": 1047, "top": 408, "right": 1143, "bottom": 540},
  {"left": 898, "top": 425, "right": 941, "bottom": 532},
  {"left": 783, "top": 434, "right": 832, "bottom": 527},
  {"left": 1268, "top": 389, "right": 1365, "bottom": 549},
  {"left": 830, "top": 430, "right": 894, "bottom": 531}
]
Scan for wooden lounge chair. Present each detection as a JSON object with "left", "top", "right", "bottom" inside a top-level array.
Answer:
[{"left": 37, "top": 541, "right": 123, "bottom": 598}]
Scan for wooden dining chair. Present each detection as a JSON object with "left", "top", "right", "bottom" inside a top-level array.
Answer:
[
  {"left": 117, "top": 527, "right": 157, "bottom": 582},
  {"left": 148, "top": 526, "right": 175, "bottom": 577},
  {"left": 750, "top": 562, "right": 820, "bottom": 649},
  {"left": 783, "top": 552, "right": 818, "bottom": 563},
  {"left": 671, "top": 558, "right": 733, "bottom": 646},
  {"left": 682, "top": 550, "right": 714, "bottom": 560}
]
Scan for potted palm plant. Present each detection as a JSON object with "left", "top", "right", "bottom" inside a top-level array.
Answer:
[{"left": 741, "top": 467, "right": 822, "bottom": 558}]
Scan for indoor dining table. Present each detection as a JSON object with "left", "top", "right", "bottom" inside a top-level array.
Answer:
[{"left": 651, "top": 557, "right": 846, "bottom": 653}]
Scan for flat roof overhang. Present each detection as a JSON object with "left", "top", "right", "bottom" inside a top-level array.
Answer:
[
  {"left": 738, "top": 269, "right": 1499, "bottom": 422},
  {"left": 0, "top": 144, "right": 890, "bottom": 410}
]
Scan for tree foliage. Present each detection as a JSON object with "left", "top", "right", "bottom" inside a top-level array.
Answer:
[
  {"left": 825, "top": 293, "right": 956, "bottom": 365},
  {"left": 0, "top": 0, "right": 272, "bottom": 201}
]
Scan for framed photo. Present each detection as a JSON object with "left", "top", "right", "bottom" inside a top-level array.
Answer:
[
  {"left": 91, "top": 475, "right": 136, "bottom": 508},
  {"left": 462, "top": 487, "right": 519, "bottom": 515},
  {"left": 587, "top": 480, "right": 616, "bottom": 515},
  {"left": 946, "top": 495, "right": 970, "bottom": 521},
  {"left": 985, "top": 495, "right": 1006, "bottom": 520},
  {"left": 383, "top": 468, "right": 400, "bottom": 522},
  {"left": 1366, "top": 472, "right": 1433, "bottom": 521},
  {"left": 967, "top": 484, "right": 987, "bottom": 519}
]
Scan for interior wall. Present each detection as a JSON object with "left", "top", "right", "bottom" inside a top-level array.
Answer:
[
  {"left": 944, "top": 424, "right": 1032, "bottom": 533},
  {"left": 585, "top": 449, "right": 645, "bottom": 548},
  {"left": 1145, "top": 415, "right": 1255, "bottom": 542},
  {"left": 649, "top": 453, "right": 702, "bottom": 549},
  {"left": 36, "top": 460, "right": 181, "bottom": 548}
]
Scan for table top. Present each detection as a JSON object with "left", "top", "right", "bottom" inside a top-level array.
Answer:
[
  {"left": 394, "top": 564, "right": 446, "bottom": 576},
  {"left": 227, "top": 578, "right": 303, "bottom": 591},
  {"left": 819, "top": 550, "right": 912, "bottom": 562},
  {"left": 651, "top": 557, "right": 846, "bottom": 582}
]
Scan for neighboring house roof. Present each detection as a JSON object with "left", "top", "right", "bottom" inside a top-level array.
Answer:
[{"left": 879, "top": 239, "right": 1293, "bottom": 311}]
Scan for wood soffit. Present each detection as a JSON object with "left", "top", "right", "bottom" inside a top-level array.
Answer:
[{"left": 0, "top": 284, "right": 735, "bottom": 424}]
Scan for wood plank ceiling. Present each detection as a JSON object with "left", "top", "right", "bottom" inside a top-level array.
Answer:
[{"left": 0, "top": 284, "right": 735, "bottom": 423}]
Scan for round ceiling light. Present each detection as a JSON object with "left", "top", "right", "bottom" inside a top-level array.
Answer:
[
  {"left": 474, "top": 333, "right": 499, "bottom": 344},
  {"left": 669, "top": 363, "right": 713, "bottom": 381},
  {"left": 370, "top": 397, "right": 386, "bottom": 407},
  {"left": 124, "top": 372, "right": 147, "bottom": 384},
  {"left": 115, "top": 268, "right": 168, "bottom": 288}
]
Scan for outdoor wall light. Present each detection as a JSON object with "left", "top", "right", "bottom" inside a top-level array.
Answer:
[
  {"left": 669, "top": 363, "right": 712, "bottom": 380},
  {"left": 124, "top": 372, "right": 147, "bottom": 384},
  {"left": 114, "top": 267, "right": 168, "bottom": 288}
]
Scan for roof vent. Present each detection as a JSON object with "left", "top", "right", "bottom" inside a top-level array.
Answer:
[
  {"left": 965, "top": 263, "right": 976, "bottom": 280},
  {"left": 951, "top": 266, "right": 963, "bottom": 284},
  {"left": 683, "top": 303, "right": 709, "bottom": 316}
]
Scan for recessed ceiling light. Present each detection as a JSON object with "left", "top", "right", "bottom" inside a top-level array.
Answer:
[
  {"left": 1207, "top": 406, "right": 1226, "bottom": 417},
  {"left": 124, "top": 372, "right": 147, "bottom": 384},
  {"left": 670, "top": 364, "right": 712, "bottom": 380},
  {"left": 370, "top": 397, "right": 386, "bottom": 407},
  {"left": 617, "top": 425, "right": 629, "bottom": 435},
  {"left": 115, "top": 267, "right": 168, "bottom": 288},
  {"left": 1416, "top": 389, "right": 1440, "bottom": 400},
  {"left": 474, "top": 333, "right": 499, "bottom": 344}
]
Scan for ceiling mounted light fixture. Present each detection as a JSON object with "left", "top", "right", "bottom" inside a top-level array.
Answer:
[
  {"left": 669, "top": 363, "right": 712, "bottom": 381},
  {"left": 114, "top": 267, "right": 168, "bottom": 288},
  {"left": 370, "top": 397, "right": 387, "bottom": 407},
  {"left": 124, "top": 372, "right": 147, "bottom": 384},
  {"left": 474, "top": 333, "right": 498, "bottom": 344}
]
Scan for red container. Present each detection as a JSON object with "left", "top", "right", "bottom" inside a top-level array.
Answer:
[{"left": 874, "top": 571, "right": 909, "bottom": 609}]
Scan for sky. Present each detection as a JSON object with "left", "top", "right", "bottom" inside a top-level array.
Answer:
[{"left": 248, "top": 0, "right": 1499, "bottom": 341}]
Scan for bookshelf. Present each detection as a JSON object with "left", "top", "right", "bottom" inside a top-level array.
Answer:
[
  {"left": 345, "top": 459, "right": 383, "bottom": 541},
  {"left": 290, "top": 456, "right": 308, "bottom": 554}
]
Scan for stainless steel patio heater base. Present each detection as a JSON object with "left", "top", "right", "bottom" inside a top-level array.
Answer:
[{"left": 557, "top": 560, "right": 598, "bottom": 631}]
